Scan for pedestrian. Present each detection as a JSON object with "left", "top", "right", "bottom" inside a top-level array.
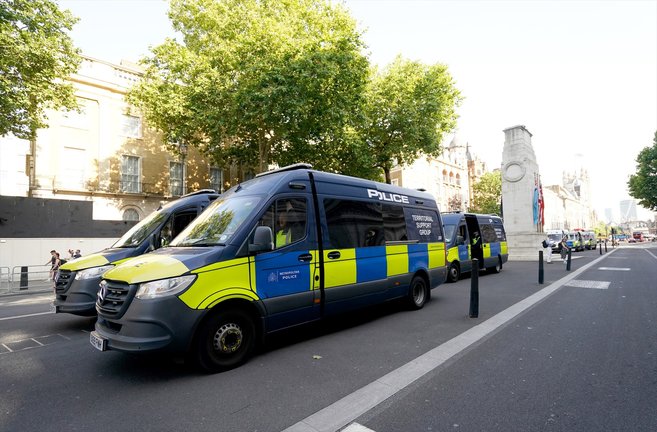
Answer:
[
  {"left": 73, "top": 249, "right": 81, "bottom": 258},
  {"left": 52, "top": 252, "right": 62, "bottom": 289},
  {"left": 559, "top": 236, "right": 570, "bottom": 266},
  {"left": 68, "top": 249, "right": 75, "bottom": 260},
  {"left": 471, "top": 231, "right": 481, "bottom": 248},
  {"left": 542, "top": 236, "right": 552, "bottom": 263},
  {"left": 45, "top": 250, "right": 57, "bottom": 281}
]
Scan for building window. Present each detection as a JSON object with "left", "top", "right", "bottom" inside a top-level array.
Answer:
[
  {"left": 449, "top": 172, "right": 454, "bottom": 184},
  {"left": 442, "top": 170, "right": 448, "bottom": 183},
  {"left": 120, "top": 155, "right": 140, "bottom": 193},
  {"left": 169, "top": 161, "right": 183, "bottom": 196},
  {"left": 120, "top": 114, "right": 142, "bottom": 139},
  {"left": 59, "top": 147, "right": 86, "bottom": 189},
  {"left": 61, "top": 100, "right": 89, "bottom": 130},
  {"left": 210, "top": 167, "right": 223, "bottom": 192},
  {"left": 122, "top": 208, "right": 140, "bottom": 221},
  {"left": 456, "top": 174, "right": 461, "bottom": 186}
]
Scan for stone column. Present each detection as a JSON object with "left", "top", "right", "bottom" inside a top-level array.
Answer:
[{"left": 501, "top": 125, "right": 543, "bottom": 261}]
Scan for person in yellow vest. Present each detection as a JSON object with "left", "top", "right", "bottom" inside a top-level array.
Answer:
[{"left": 276, "top": 211, "right": 291, "bottom": 248}]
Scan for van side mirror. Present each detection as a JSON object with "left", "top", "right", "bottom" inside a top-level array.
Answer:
[{"left": 249, "top": 226, "right": 274, "bottom": 254}]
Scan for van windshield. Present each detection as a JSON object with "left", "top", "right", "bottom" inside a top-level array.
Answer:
[
  {"left": 443, "top": 224, "right": 456, "bottom": 243},
  {"left": 112, "top": 211, "right": 168, "bottom": 248},
  {"left": 172, "top": 194, "right": 261, "bottom": 247}
]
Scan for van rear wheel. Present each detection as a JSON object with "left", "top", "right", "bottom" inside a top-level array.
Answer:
[
  {"left": 194, "top": 308, "right": 255, "bottom": 373},
  {"left": 487, "top": 257, "right": 502, "bottom": 274},
  {"left": 406, "top": 276, "right": 429, "bottom": 310}
]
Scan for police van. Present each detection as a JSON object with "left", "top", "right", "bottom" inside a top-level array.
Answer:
[
  {"left": 90, "top": 164, "right": 447, "bottom": 371},
  {"left": 54, "top": 190, "right": 219, "bottom": 316},
  {"left": 441, "top": 212, "right": 508, "bottom": 283}
]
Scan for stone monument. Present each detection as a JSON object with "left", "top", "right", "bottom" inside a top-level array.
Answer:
[{"left": 501, "top": 125, "right": 544, "bottom": 261}]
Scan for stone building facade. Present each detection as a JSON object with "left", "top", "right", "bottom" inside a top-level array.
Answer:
[
  {"left": 0, "top": 56, "right": 241, "bottom": 222},
  {"left": 390, "top": 136, "right": 487, "bottom": 213},
  {"left": 542, "top": 169, "right": 596, "bottom": 231}
]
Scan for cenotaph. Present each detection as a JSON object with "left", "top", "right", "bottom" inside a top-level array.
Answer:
[{"left": 501, "top": 125, "right": 544, "bottom": 261}]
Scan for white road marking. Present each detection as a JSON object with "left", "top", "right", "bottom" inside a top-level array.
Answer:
[
  {"left": 597, "top": 267, "right": 630, "bottom": 271},
  {"left": 646, "top": 250, "right": 657, "bottom": 260},
  {"left": 565, "top": 280, "right": 610, "bottom": 289},
  {"left": 0, "top": 311, "right": 53, "bottom": 321},
  {"left": 341, "top": 424, "right": 376, "bottom": 432},
  {"left": 282, "top": 250, "right": 617, "bottom": 432},
  {"left": 0, "top": 334, "right": 69, "bottom": 355}
]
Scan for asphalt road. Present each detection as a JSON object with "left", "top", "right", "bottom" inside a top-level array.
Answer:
[{"left": 1, "top": 245, "right": 655, "bottom": 432}]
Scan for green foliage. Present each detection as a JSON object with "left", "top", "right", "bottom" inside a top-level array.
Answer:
[
  {"left": 127, "top": 0, "right": 369, "bottom": 174},
  {"left": 0, "top": 0, "right": 80, "bottom": 140},
  {"left": 470, "top": 171, "right": 502, "bottom": 215},
  {"left": 361, "top": 56, "right": 462, "bottom": 182},
  {"left": 628, "top": 131, "right": 657, "bottom": 211}
]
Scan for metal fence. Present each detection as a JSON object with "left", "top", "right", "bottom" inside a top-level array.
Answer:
[{"left": 0, "top": 264, "right": 53, "bottom": 295}]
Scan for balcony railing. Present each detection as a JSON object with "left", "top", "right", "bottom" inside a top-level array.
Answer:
[{"left": 52, "top": 179, "right": 171, "bottom": 197}]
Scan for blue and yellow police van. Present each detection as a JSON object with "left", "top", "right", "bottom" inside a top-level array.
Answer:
[
  {"left": 441, "top": 212, "right": 508, "bottom": 282},
  {"left": 90, "top": 164, "right": 448, "bottom": 371},
  {"left": 54, "top": 190, "right": 219, "bottom": 316}
]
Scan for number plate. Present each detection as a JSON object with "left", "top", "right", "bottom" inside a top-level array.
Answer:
[{"left": 90, "top": 331, "right": 107, "bottom": 351}]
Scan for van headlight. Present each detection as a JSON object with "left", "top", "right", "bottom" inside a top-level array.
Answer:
[
  {"left": 75, "top": 265, "right": 114, "bottom": 280},
  {"left": 135, "top": 275, "right": 196, "bottom": 299}
]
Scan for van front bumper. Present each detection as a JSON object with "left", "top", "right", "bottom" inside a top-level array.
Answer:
[
  {"left": 94, "top": 296, "right": 206, "bottom": 353},
  {"left": 54, "top": 276, "right": 101, "bottom": 316}
]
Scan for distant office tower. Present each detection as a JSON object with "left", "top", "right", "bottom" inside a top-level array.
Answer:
[
  {"left": 604, "top": 208, "right": 613, "bottom": 223},
  {"left": 620, "top": 200, "right": 638, "bottom": 222}
]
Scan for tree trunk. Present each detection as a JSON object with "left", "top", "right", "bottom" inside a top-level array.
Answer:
[{"left": 383, "top": 166, "right": 391, "bottom": 184}]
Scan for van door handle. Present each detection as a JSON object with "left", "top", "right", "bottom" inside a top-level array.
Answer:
[
  {"left": 298, "top": 253, "right": 313, "bottom": 262},
  {"left": 327, "top": 251, "right": 341, "bottom": 259}
]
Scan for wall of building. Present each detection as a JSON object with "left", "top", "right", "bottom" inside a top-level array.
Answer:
[{"left": 0, "top": 196, "right": 136, "bottom": 274}]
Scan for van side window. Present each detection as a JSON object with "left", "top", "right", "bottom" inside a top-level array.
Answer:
[
  {"left": 160, "top": 210, "right": 197, "bottom": 247},
  {"left": 257, "top": 198, "right": 307, "bottom": 249},
  {"left": 493, "top": 225, "right": 506, "bottom": 241},
  {"left": 324, "top": 199, "right": 384, "bottom": 248},
  {"left": 404, "top": 208, "right": 443, "bottom": 242},
  {"left": 458, "top": 224, "right": 468, "bottom": 245},
  {"left": 382, "top": 204, "right": 407, "bottom": 241},
  {"left": 480, "top": 224, "right": 497, "bottom": 243}
]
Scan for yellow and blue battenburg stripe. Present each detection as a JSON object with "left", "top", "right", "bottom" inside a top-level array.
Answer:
[{"left": 176, "top": 242, "right": 446, "bottom": 309}]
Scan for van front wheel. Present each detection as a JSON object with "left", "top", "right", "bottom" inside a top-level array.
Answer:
[
  {"left": 447, "top": 262, "right": 460, "bottom": 283},
  {"left": 194, "top": 308, "right": 256, "bottom": 373},
  {"left": 406, "top": 276, "right": 429, "bottom": 310}
]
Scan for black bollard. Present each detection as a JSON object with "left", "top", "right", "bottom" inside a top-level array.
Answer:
[
  {"left": 469, "top": 258, "right": 479, "bottom": 318},
  {"left": 604, "top": 241, "right": 608, "bottom": 252},
  {"left": 566, "top": 249, "right": 572, "bottom": 271},
  {"left": 599, "top": 242, "right": 602, "bottom": 255},
  {"left": 20, "top": 266, "right": 28, "bottom": 290},
  {"left": 538, "top": 251, "right": 544, "bottom": 284}
]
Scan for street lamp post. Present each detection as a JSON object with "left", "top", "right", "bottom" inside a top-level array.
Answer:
[{"left": 178, "top": 142, "right": 187, "bottom": 196}]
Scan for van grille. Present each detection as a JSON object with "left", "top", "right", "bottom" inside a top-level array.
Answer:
[
  {"left": 55, "top": 270, "right": 74, "bottom": 294},
  {"left": 96, "top": 280, "right": 135, "bottom": 318}
]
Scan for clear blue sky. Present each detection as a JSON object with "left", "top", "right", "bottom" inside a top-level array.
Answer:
[{"left": 57, "top": 0, "right": 657, "bottom": 221}]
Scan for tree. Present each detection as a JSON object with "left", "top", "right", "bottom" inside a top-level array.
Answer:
[
  {"left": 470, "top": 171, "right": 502, "bottom": 215},
  {"left": 628, "top": 131, "right": 657, "bottom": 211},
  {"left": 0, "top": 0, "right": 80, "bottom": 140},
  {"left": 127, "top": 0, "right": 369, "bottom": 174},
  {"left": 447, "top": 194, "right": 462, "bottom": 212},
  {"left": 360, "top": 56, "right": 462, "bottom": 183}
]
